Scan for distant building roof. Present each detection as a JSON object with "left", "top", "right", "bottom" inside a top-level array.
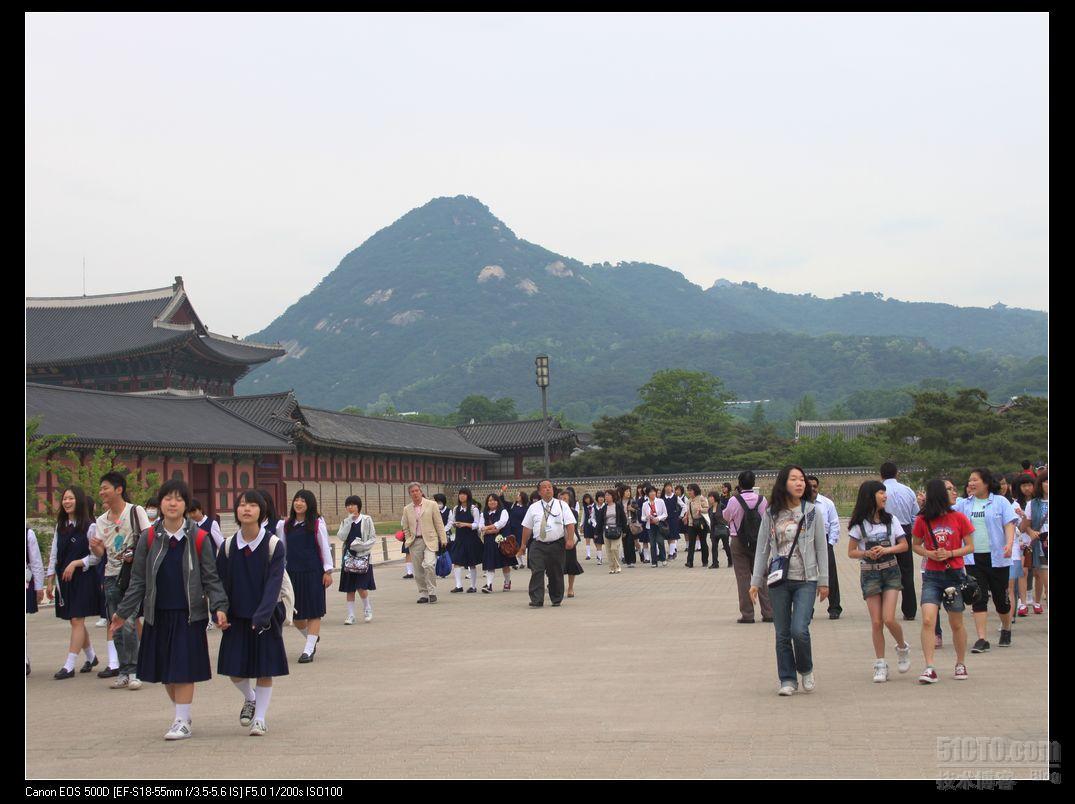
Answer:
[
  {"left": 26, "top": 383, "right": 292, "bottom": 454},
  {"left": 795, "top": 418, "right": 889, "bottom": 440},
  {"left": 25, "top": 278, "right": 284, "bottom": 368},
  {"left": 213, "top": 391, "right": 303, "bottom": 437},
  {"left": 455, "top": 419, "right": 579, "bottom": 451}
]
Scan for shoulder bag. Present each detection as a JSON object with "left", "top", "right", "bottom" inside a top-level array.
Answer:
[{"left": 766, "top": 503, "right": 807, "bottom": 587}]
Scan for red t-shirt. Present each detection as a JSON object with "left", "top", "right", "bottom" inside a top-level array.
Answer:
[{"left": 913, "top": 512, "right": 974, "bottom": 571}]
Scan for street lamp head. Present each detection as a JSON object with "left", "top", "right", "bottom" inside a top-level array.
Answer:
[{"left": 535, "top": 355, "right": 550, "bottom": 387}]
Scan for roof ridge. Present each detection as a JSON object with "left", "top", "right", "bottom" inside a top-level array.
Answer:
[
  {"left": 26, "top": 286, "right": 175, "bottom": 308},
  {"left": 203, "top": 330, "right": 285, "bottom": 350},
  {"left": 214, "top": 390, "right": 296, "bottom": 402},
  {"left": 205, "top": 397, "right": 295, "bottom": 442},
  {"left": 300, "top": 405, "right": 469, "bottom": 433},
  {"left": 25, "top": 382, "right": 210, "bottom": 401}
]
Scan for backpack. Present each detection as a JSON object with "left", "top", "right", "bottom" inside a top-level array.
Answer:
[
  {"left": 735, "top": 493, "right": 763, "bottom": 554},
  {"left": 224, "top": 533, "right": 295, "bottom": 628},
  {"left": 145, "top": 525, "right": 208, "bottom": 558}
]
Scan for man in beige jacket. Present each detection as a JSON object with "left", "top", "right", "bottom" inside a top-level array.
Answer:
[{"left": 401, "top": 482, "right": 448, "bottom": 603}]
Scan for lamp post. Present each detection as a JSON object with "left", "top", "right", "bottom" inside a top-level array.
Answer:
[{"left": 535, "top": 355, "right": 550, "bottom": 478}]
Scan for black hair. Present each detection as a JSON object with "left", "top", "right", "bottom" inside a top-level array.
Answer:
[
  {"left": 707, "top": 489, "right": 720, "bottom": 503},
  {"left": 515, "top": 491, "right": 530, "bottom": 507},
  {"left": 645, "top": 484, "right": 657, "bottom": 496},
  {"left": 595, "top": 490, "right": 605, "bottom": 501},
  {"left": 564, "top": 487, "right": 578, "bottom": 509},
  {"left": 99, "top": 471, "right": 131, "bottom": 502},
  {"left": 484, "top": 493, "right": 501, "bottom": 512},
  {"left": 969, "top": 467, "right": 994, "bottom": 495},
  {"left": 738, "top": 470, "right": 755, "bottom": 490},
  {"left": 234, "top": 489, "right": 268, "bottom": 525},
  {"left": 674, "top": 484, "right": 685, "bottom": 495},
  {"left": 286, "top": 489, "right": 320, "bottom": 534},
  {"left": 662, "top": 482, "right": 675, "bottom": 495},
  {"left": 805, "top": 475, "right": 820, "bottom": 486},
  {"left": 529, "top": 491, "right": 541, "bottom": 504},
  {"left": 1011, "top": 475, "right": 1035, "bottom": 508},
  {"left": 918, "top": 479, "right": 953, "bottom": 523},
  {"left": 433, "top": 493, "right": 447, "bottom": 507},
  {"left": 257, "top": 488, "right": 278, "bottom": 526},
  {"left": 880, "top": 462, "right": 898, "bottom": 480},
  {"left": 457, "top": 487, "right": 475, "bottom": 512},
  {"left": 345, "top": 495, "right": 363, "bottom": 512},
  {"left": 848, "top": 479, "right": 892, "bottom": 532},
  {"left": 156, "top": 478, "right": 191, "bottom": 516},
  {"left": 687, "top": 483, "right": 702, "bottom": 497},
  {"left": 189, "top": 498, "right": 203, "bottom": 514},
  {"left": 1032, "top": 468, "right": 1048, "bottom": 500},
  {"left": 1021, "top": 460, "right": 1032, "bottom": 470},
  {"left": 582, "top": 492, "right": 594, "bottom": 506},
  {"left": 56, "top": 485, "right": 93, "bottom": 534},
  {"left": 722, "top": 482, "right": 733, "bottom": 494},
  {"left": 769, "top": 465, "right": 808, "bottom": 513}
]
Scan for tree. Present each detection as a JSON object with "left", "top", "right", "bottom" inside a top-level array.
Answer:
[
  {"left": 788, "top": 433, "right": 881, "bottom": 469},
  {"left": 455, "top": 395, "right": 518, "bottom": 424},
  {"left": 47, "top": 449, "right": 161, "bottom": 516},
  {"left": 26, "top": 417, "right": 70, "bottom": 514}
]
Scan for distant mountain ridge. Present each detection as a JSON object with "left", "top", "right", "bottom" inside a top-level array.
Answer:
[{"left": 238, "top": 196, "right": 1047, "bottom": 423}]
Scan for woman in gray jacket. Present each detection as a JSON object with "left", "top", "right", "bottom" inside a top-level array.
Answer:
[
  {"left": 338, "top": 495, "right": 378, "bottom": 624},
  {"left": 749, "top": 465, "right": 830, "bottom": 696}
]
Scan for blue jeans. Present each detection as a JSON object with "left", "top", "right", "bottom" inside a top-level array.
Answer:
[{"left": 768, "top": 580, "right": 816, "bottom": 686}]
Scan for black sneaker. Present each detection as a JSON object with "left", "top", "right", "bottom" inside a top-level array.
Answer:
[
  {"left": 481, "top": 585, "right": 491, "bottom": 594},
  {"left": 402, "top": 573, "right": 414, "bottom": 579},
  {"left": 97, "top": 667, "right": 120, "bottom": 679},
  {"left": 298, "top": 652, "right": 314, "bottom": 664},
  {"left": 416, "top": 597, "right": 430, "bottom": 604},
  {"left": 239, "top": 700, "right": 256, "bottom": 727},
  {"left": 54, "top": 667, "right": 75, "bottom": 680},
  {"left": 998, "top": 630, "right": 1012, "bottom": 647},
  {"left": 551, "top": 601, "right": 562, "bottom": 607},
  {"left": 79, "top": 657, "right": 99, "bottom": 673},
  {"left": 428, "top": 594, "right": 437, "bottom": 603},
  {"left": 971, "top": 638, "right": 990, "bottom": 653},
  {"left": 528, "top": 602, "right": 543, "bottom": 608},
  {"left": 762, "top": 616, "right": 774, "bottom": 623},
  {"left": 467, "top": 587, "right": 477, "bottom": 593},
  {"left": 450, "top": 587, "right": 464, "bottom": 593},
  {"left": 828, "top": 612, "right": 841, "bottom": 620}
]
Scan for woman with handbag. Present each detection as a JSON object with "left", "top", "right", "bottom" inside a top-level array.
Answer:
[
  {"left": 560, "top": 490, "right": 585, "bottom": 596},
  {"left": 338, "top": 495, "right": 377, "bottom": 623},
  {"left": 911, "top": 479, "right": 975, "bottom": 683},
  {"left": 215, "top": 489, "right": 288, "bottom": 737},
  {"left": 847, "top": 481, "right": 912, "bottom": 683},
  {"left": 748, "top": 466, "right": 829, "bottom": 696},
  {"left": 598, "top": 488, "right": 624, "bottom": 574},
  {"left": 479, "top": 494, "right": 514, "bottom": 592},
  {"left": 683, "top": 484, "right": 710, "bottom": 569}
]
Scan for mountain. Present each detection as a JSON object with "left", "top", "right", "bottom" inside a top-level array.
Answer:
[{"left": 239, "top": 196, "right": 1048, "bottom": 423}]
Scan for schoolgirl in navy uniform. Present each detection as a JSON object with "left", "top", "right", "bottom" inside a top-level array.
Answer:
[
  {"left": 337, "top": 495, "right": 377, "bottom": 623},
  {"left": 111, "top": 479, "right": 228, "bottom": 740},
  {"left": 662, "top": 483, "right": 682, "bottom": 560},
  {"left": 26, "top": 526, "right": 44, "bottom": 675},
  {"left": 46, "top": 486, "right": 103, "bottom": 679},
  {"left": 581, "top": 493, "right": 596, "bottom": 561},
  {"left": 560, "top": 490, "right": 585, "bottom": 597},
  {"left": 448, "top": 488, "right": 483, "bottom": 593},
  {"left": 216, "top": 490, "right": 289, "bottom": 736},
  {"left": 634, "top": 484, "right": 649, "bottom": 563},
  {"left": 591, "top": 491, "right": 607, "bottom": 565},
  {"left": 479, "top": 494, "right": 512, "bottom": 592},
  {"left": 277, "top": 490, "right": 332, "bottom": 663}
]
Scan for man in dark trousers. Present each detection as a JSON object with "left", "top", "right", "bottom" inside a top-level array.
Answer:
[
  {"left": 881, "top": 462, "right": 920, "bottom": 620},
  {"left": 517, "top": 480, "right": 577, "bottom": 607},
  {"left": 807, "top": 476, "right": 842, "bottom": 619}
]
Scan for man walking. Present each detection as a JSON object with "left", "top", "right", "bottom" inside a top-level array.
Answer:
[
  {"left": 89, "top": 472, "right": 150, "bottom": 689},
  {"left": 723, "top": 471, "right": 772, "bottom": 624},
  {"left": 517, "top": 480, "right": 576, "bottom": 607},
  {"left": 807, "top": 475, "right": 842, "bottom": 619},
  {"left": 400, "top": 482, "right": 448, "bottom": 604},
  {"left": 881, "top": 462, "right": 920, "bottom": 620}
]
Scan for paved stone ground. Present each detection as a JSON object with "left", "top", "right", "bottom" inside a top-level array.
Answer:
[{"left": 26, "top": 532, "right": 1049, "bottom": 780}]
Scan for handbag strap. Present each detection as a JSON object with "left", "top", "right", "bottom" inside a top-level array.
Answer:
[
  {"left": 771, "top": 501, "right": 808, "bottom": 559},
  {"left": 922, "top": 517, "right": 952, "bottom": 570}
]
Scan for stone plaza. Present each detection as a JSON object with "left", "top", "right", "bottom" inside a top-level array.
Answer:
[{"left": 25, "top": 531, "right": 1049, "bottom": 781}]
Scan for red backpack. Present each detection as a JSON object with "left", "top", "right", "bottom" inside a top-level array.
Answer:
[{"left": 146, "top": 526, "right": 208, "bottom": 560}]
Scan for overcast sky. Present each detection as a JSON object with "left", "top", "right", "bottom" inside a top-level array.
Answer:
[{"left": 27, "top": 12, "right": 1048, "bottom": 337}]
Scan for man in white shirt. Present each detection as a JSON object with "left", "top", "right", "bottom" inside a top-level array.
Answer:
[
  {"left": 881, "top": 462, "right": 920, "bottom": 620},
  {"left": 518, "top": 480, "right": 576, "bottom": 607},
  {"left": 807, "top": 476, "right": 842, "bottom": 620}
]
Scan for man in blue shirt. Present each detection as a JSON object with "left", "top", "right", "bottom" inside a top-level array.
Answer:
[{"left": 881, "top": 462, "right": 920, "bottom": 620}]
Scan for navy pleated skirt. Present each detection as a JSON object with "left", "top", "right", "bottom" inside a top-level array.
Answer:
[
  {"left": 26, "top": 583, "right": 38, "bottom": 614},
  {"left": 338, "top": 564, "right": 377, "bottom": 593},
  {"left": 137, "top": 609, "right": 212, "bottom": 684},
  {"left": 482, "top": 536, "right": 513, "bottom": 570},
  {"left": 217, "top": 616, "right": 289, "bottom": 679},
  {"left": 449, "top": 531, "right": 484, "bottom": 568},
  {"left": 289, "top": 569, "right": 327, "bottom": 619},
  {"left": 54, "top": 569, "right": 101, "bottom": 620}
]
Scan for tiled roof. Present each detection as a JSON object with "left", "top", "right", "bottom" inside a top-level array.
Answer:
[
  {"left": 26, "top": 280, "right": 283, "bottom": 367},
  {"left": 213, "top": 391, "right": 302, "bottom": 437},
  {"left": 795, "top": 419, "right": 889, "bottom": 440},
  {"left": 456, "top": 419, "right": 579, "bottom": 451},
  {"left": 26, "top": 383, "right": 293, "bottom": 453},
  {"left": 297, "top": 407, "right": 499, "bottom": 459}
]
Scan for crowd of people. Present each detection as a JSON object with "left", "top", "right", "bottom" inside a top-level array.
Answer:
[{"left": 25, "top": 459, "right": 1048, "bottom": 740}]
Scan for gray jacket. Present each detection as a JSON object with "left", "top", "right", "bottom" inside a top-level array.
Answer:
[
  {"left": 115, "top": 518, "right": 229, "bottom": 626},
  {"left": 750, "top": 500, "right": 830, "bottom": 589}
]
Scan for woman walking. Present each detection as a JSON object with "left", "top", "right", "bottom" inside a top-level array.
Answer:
[
  {"left": 560, "top": 490, "right": 585, "bottom": 596},
  {"left": 661, "top": 483, "right": 682, "bottom": 560},
  {"left": 598, "top": 488, "right": 624, "bottom": 573},
  {"left": 749, "top": 466, "right": 829, "bottom": 696},
  {"left": 581, "top": 493, "right": 596, "bottom": 562},
  {"left": 338, "top": 495, "right": 377, "bottom": 624},
  {"left": 479, "top": 493, "right": 513, "bottom": 592},
  {"left": 448, "top": 489, "right": 484, "bottom": 593},
  {"left": 847, "top": 480, "right": 912, "bottom": 682},
  {"left": 642, "top": 485, "right": 668, "bottom": 567},
  {"left": 1021, "top": 469, "right": 1048, "bottom": 613},
  {"left": 46, "top": 486, "right": 102, "bottom": 679},
  {"left": 507, "top": 491, "right": 529, "bottom": 570},
  {"left": 683, "top": 484, "right": 710, "bottom": 569},
  {"left": 1009, "top": 474, "right": 1035, "bottom": 617},
  {"left": 278, "top": 490, "right": 332, "bottom": 663}
]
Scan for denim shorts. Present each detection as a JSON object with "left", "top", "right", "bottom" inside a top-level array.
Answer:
[
  {"left": 921, "top": 569, "right": 967, "bottom": 613},
  {"left": 1010, "top": 557, "right": 1025, "bottom": 580},
  {"left": 860, "top": 564, "right": 902, "bottom": 598}
]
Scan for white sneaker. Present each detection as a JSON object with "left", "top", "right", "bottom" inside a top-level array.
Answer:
[
  {"left": 128, "top": 675, "right": 142, "bottom": 690},
  {"left": 778, "top": 684, "right": 796, "bottom": 696},
  {"left": 110, "top": 674, "right": 130, "bottom": 689},
  {"left": 249, "top": 719, "right": 267, "bottom": 736},
  {"left": 164, "top": 719, "right": 192, "bottom": 740},
  {"left": 344, "top": 614, "right": 356, "bottom": 625},
  {"left": 895, "top": 642, "right": 911, "bottom": 674},
  {"left": 873, "top": 660, "right": 889, "bottom": 683},
  {"left": 597, "top": 557, "right": 603, "bottom": 565},
  {"left": 660, "top": 561, "right": 668, "bottom": 567},
  {"left": 363, "top": 610, "right": 373, "bottom": 623},
  {"left": 95, "top": 618, "right": 108, "bottom": 628},
  {"left": 801, "top": 671, "right": 816, "bottom": 692},
  {"left": 206, "top": 621, "right": 216, "bottom": 631}
]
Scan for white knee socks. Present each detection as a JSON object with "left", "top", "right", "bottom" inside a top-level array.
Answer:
[
  {"left": 485, "top": 571, "right": 494, "bottom": 587},
  {"left": 175, "top": 703, "right": 191, "bottom": 721},
  {"left": 586, "top": 545, "right": 592, "bottom": 558},
  {"left": 107, "top": 640, "right": 119, "bottom": 670},
  {"left": 347, "top": 600, "right": 356, "bottom": 617},
  {"left": 232, "top": 678, "right": 255, "bottom": 702},
  {"left": 83, "top": 644, "right": 96, "bottom": 662},
  {"left": 64, "top": 652, "right": 77, "bottom": 672},
  {"left": 303, "top": 634, "right": 318, "bottom": 654},
  {"left": 363, "top": 598, "right": 372, "bottom": 613},
  {"left": 254, "top": 685, "right": 273, "bottom": 723},
  {"left": 453, "top": 567, "right": 464, "bottom": 588},
  {"left": 405, "top": 562, "right": 414, "bottom": 575},
  {"left": 468, "top": 568, "right": 478, "bottom": 589}
]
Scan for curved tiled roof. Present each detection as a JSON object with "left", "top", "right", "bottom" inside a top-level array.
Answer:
[
  {"left": 26, "top": 383, "right": 292, "bottom": 453},
  {"left": 213, "top": 391, "right": 302, "bottom": 436},
  {"left": 456, "top": 419, "right": 578, "bottom": 451},
  {"left": 794, "top": 419, "right": 889, "bottom": 439}
]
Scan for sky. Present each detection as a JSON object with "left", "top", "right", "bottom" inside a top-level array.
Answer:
[{"left": 26, "top": 12, "right": 1049, "bottom": 338}]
